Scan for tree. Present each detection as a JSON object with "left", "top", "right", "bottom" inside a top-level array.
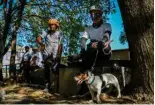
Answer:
[
  {"left": 9, "top": 0, "right": 26, "bottom": 82},
  {"left": 0, "top": 0, "right": 14, "bottom": 81},
  {"left": 117, "top": 0, "right": 153, "bottom": 101},
  {"left": 19, "top": 0, "right": 116, "bottom": 55},
  {"left": 0, "top": 0, "right": 116, "bottom": 81},
  {"left": 119, "top": 24, "right": 127, "bottom": 45},
  {"left": 119, "top": 31, "right": 127, "bottom": 45}
]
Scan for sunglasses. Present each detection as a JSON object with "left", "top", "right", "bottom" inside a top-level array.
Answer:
[{"left": 90, "top": 10, "right": 102, "bottom": 14}]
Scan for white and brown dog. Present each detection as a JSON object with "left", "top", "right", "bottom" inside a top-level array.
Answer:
[{"left": 74, "top": 71, "right": 121, "bottom": 103}]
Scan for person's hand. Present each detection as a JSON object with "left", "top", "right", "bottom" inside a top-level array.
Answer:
[
  {"left": 30, "top": 61, "right": 34, "bottom": 66},
  {"left": 104, "top": 41, "right": 109, "bottom": 49},
  {"left": 40, "top": 43, "right": 45, "bottom": 51},
  {"left": 91, "top": 42, "right": 98, "bottom": 48},
  {"left": 36, "top": 36, "right": 42, "bottom": 44},
  {"left": 104, "top": 40, "right": 113, "bottom": 49},
  {"left": 58, "top": 44, "right": 62, "bottom": 54}
]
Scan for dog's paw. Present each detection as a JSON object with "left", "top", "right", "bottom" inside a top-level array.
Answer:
[
  {"left": 87, "top": 100, "right": 94, "bottom": 103},
  {"left": 92, "top": 100, "right": 97, "bottom": 103},
  {"left": 117, "top": 94, "right": 121, "bottom": 98},
  {"left": 97, "top": 100, "right": 102, "bottom": 104}
]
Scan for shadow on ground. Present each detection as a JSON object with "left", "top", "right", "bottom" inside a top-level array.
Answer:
[{"left": 0, "top": 83, "right": 146, "bottom": 104}]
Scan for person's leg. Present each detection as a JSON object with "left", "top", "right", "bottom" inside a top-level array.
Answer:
[
  {"left": 82, "top": 48, "right": 97, "bottom": 71},
  {"left": 76, "top": 48, "right": 96, "bottom": 97},
  {"left": 95, "top": 51, "right": 112, "bottom": 74},
  {"left": 26, "top": 64, "right": 30, "bottom": 83},
  {"left": 51, "top": 44, "right": 59, "bottom": 92},
  {"left": 23, "top": 63, "right": 28, "bottom": 82},
  {"left": 44, "top": 61, "right": 51, "bottom": 91}
]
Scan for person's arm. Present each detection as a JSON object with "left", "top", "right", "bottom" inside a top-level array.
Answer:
[
  {"left": 37, "top": 52, "right": 43, "bottom": 68},
  {"left": 58, "top": 31, "right": 63, "bottom": 55},
  {"left": 28, "top": 52, "right": 31, "bottom": 62},
  {"left": 36, "top": 30, "right": 46, "bottom": 51},
  {"left": 81, "top": 37, "right": 87, "bottom": 51},
  {"left": 21, "top": 53, "right": 24, "bottom": 64},
  {"left": 103, "top": 23, "right": 112, "bottom": 47},
  {"left": 81, "top": 30, "right": 89, "bottom": 51}
]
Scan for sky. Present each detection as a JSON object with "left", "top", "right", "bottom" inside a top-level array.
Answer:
[{"left": 107, "top": 1, "right": 129, "bottom": 50}]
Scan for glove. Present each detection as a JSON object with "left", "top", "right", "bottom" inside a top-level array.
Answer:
[
  {"left": 97, "top": 41, "right": 104, "bottom": 51},
  {"left": 103, "top": 45, "right": 111, "bottom": 54}
]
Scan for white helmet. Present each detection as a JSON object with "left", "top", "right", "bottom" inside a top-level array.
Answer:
[{"left": 90, "top": 5, "right": 103, "bottom": 14}]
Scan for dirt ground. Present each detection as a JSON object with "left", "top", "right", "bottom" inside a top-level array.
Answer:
[{"left": 0, "top": 83, "right": 153, "bottom": 104}]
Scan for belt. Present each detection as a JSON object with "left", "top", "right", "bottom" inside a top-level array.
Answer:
[{"left": 90, "top": 39, "right": 99, "bottom": 43}]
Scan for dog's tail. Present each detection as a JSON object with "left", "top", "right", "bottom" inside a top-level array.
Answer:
[
  {"left": 100, "top": 93, "right": 118, "bottom": 102},
  {"left": 100, "top": 93, "right": 136, "bottom": 103}
]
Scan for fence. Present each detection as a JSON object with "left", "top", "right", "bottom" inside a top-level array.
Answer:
[{"left": 2, "top": 63, "right": 21, "bottom": 79}]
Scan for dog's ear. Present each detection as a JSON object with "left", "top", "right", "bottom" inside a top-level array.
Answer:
[
  {"left": 87, "top": 70, "right": 92, "bottom": 77},
  {"left": 75, "top": 71, "right": 82, "bottom": 76}
]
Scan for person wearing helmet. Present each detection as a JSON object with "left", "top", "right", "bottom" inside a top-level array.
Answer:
[
  {"left": 77, "top": 5, "right": 112, "bottom": 97},
  {"left": 36, "top": 18, "right": 63, "bottom": 92},
  {"left": 81, "top": 5, "right": 112, "bottom": 71}
]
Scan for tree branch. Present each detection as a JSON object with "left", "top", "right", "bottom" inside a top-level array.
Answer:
[
  {"left": 3, "top": 0, "right": 13, "bottom": 50},
  {"left": 2, "top": 42, "right": 11, "bottom": 56},
  {"left": 23, "top": 14, "right": 49, "bottom": 19}
]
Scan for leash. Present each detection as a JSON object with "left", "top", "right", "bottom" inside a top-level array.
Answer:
[
  {"left": 102, "top": 40, "right": 113, "bottom": 55},
  {"left": 78, "top": 40, "right": 114, "bottom": 98},
  {"left": 91, "top": 50, "right": 99, "bottom": 71},
  {"left": 91, "top": 40, "right": 113, "bottom": 71},
  {"left": 77, "top": 85, "right": 106, "bottom": 98}
]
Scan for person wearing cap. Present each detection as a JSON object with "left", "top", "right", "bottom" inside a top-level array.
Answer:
[
  {"left": 77, "top": 5, "right": 112, "bottom": 97},
  {"left": 36, "top": 18, "right": 63, "bottom": 92},
  {"left": 21, "top": 46, "right": 31, "bottom": 83}
]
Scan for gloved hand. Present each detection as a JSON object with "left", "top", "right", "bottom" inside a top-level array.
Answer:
[
  {"left": 97, "top": 41, "right": 105, "bottom": 51},
  {"left": 91, "top": 42, "right": 98, "bottom": 49}
]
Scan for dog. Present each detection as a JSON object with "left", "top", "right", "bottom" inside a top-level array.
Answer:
[{"left": 74, "top": 71, "right": 121, "bottom": 103}]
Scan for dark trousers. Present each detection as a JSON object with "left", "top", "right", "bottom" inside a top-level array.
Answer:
[
  {"left": 44, "top": 62, "right": 51, "bottom": 89},
  {"left": 44, "top": 57, "right": 60, "bottom": 91},
  {"left": 81, "top": 47, "right": 111, "bottom": 73},
  {"left": 23, "top": 62, "right": 30, "bottom": 83}
]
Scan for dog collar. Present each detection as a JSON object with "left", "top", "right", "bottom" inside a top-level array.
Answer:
[{"left": 87, "top": 75, "right": 95, "bottom": 85}]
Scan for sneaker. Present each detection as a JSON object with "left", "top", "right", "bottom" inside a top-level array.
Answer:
[
  {"left": 54, "top": 93, "right": 60, "bottom": 96},
  {"left": 71, "top": 94, "right": 85, "bottom": 98},
  {"left": 43, "top": 88, "right": 49, "bottom": 92}
]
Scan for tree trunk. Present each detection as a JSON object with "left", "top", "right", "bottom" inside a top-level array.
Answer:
[
  {"left": 9, "top": 0, "right": 26, "bottom": 82},
  {"left": 3, "top": 0, "right": 13, "bottom": 48},
  {"left": 0, "top": 60, "right": 3, "bottom": 82},
  {"left": 117, "top": 0, "right": 153, "bottom": 101},
  {"left": 0, "top": 0, "right": 14, "bottom": 81},
  {"left": 9, "top": 32, "right": 17, "bottom": 82},
  {"left": 0, "top": 29, "right": 4, "bottom": 82}
]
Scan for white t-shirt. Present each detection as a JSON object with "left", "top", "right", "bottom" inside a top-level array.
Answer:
[
  {"left": 23, "top": 52, "right": 31, "bottom": 62},
  {"left": 82, "top": 23, "right": 112, "bottom": 41},
  {"left": 40, "top": 30, "right": 63, "bottom": 57}
]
